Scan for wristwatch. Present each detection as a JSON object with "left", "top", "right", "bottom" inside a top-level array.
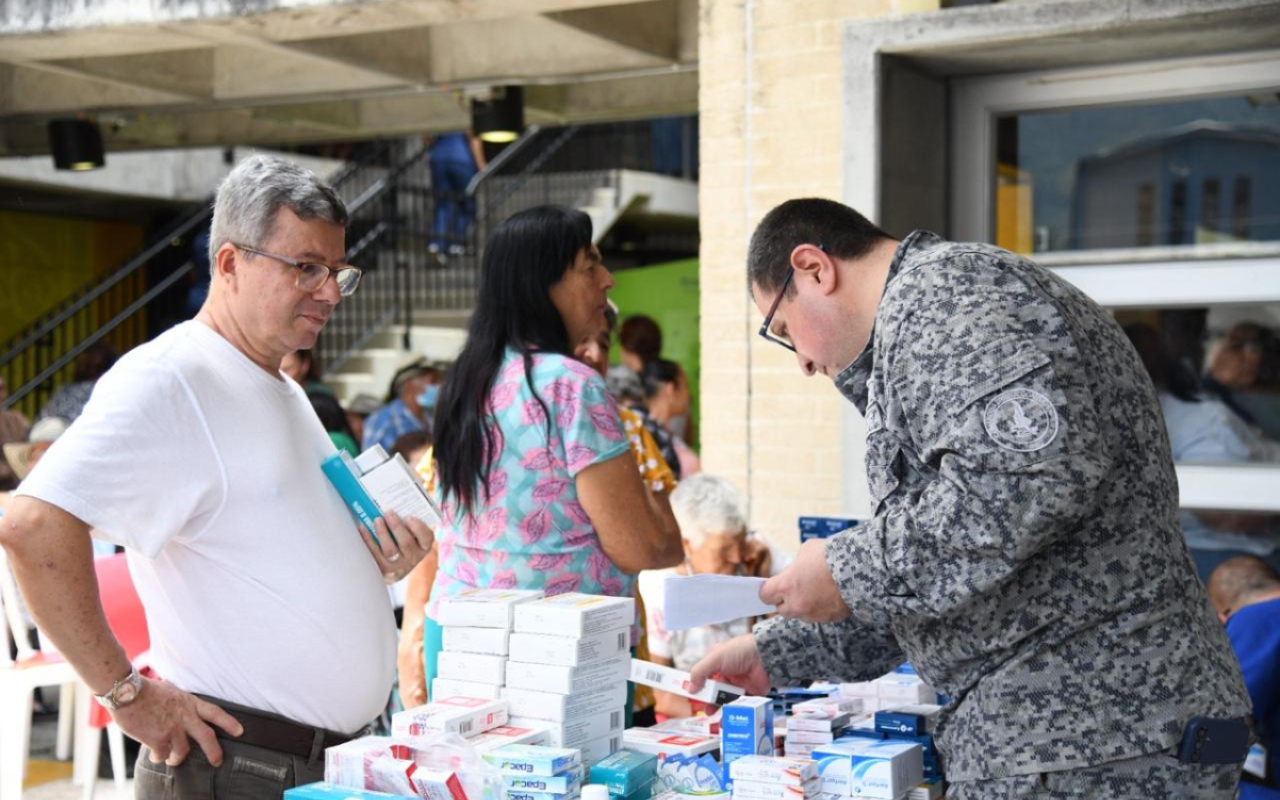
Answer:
[{"left": 94, "top": 665, "right": 142, "bottom": 710}]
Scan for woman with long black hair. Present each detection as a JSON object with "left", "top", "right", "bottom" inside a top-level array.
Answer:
[{"left": 417, "top": 205, "right": 683, "bottom": 694}]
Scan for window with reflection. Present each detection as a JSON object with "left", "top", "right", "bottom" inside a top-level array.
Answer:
[
  {"left": 995, "top": 91, "right": 1280, "bottom": 254},
  {"left": 1119, "top": 306, "right": 1280, "bottom": 578}
]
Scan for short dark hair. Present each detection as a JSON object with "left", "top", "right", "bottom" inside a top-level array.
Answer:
[
  {"left": 642, "top": 358, "right": 682, "bottom": 399},
  {"left": 620, "top": 315, "right": 662, "bottom": 364},
  {"left": 748, "top": 198, "right": 892, "bottom": 297},
  {"left": 391, "top": 429, "right": 433, "bottom": 461}
]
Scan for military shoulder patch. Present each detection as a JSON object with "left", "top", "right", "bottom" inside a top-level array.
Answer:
[{"left": 983, "top": 388, "right": 1058, "bottom": 452}]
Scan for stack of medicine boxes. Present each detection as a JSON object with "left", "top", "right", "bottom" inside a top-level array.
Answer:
[
  {"left": 504, "top": 593, "right": 635, "bottom": 767},
  {"left": 486, "top": 744, "right": 585, "bottom": 800},
  {"left": 434, "top": 588, "right": 546, "bottom": 700},
  {"left": 728, "top": 756, "right": 820, "bottom": 800},
  {"left": 782, "top": 696, "right": 859, "bottom": 760},
  {"left": 721, "top": 696, "right": 774, "bottom": 783}
]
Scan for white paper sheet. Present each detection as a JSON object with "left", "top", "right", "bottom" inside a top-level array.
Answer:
[{"left": 663, "top": 574, "right": 776, "bottom": 630}]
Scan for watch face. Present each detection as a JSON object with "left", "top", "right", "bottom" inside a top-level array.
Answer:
[{"left": 115, "top": 677, "right": 140, "bottom": 705}]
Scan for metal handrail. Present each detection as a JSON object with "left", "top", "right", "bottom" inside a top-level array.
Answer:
[
  {"left": 477, "top": 126, "right": 582, "bottom": 222},
  {"left": 464, "top": 125, "right": 543, "bottom": 197}
]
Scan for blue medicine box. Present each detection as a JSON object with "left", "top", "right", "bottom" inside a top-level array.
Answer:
[
  {"left": 874, "top": 710, "right": 928, "bottom": 737},
  {"left": 798, "top": 517, "right": 862, "bottom": 543}
]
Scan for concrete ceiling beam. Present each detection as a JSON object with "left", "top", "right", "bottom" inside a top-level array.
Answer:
[
  {"left": 42, "top": 49, "right": 217, "bottom": 100},
  {"left": 545, "top": 0, "right": 681, "bottom": 62}
]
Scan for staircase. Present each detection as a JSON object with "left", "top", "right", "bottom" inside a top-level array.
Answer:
[{"left": 1, "top": 121, "right": 698, "bottom": 416}]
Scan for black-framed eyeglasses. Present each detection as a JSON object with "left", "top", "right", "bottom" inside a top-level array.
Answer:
[
  {"left": 758, "top": 265, "right": 797, "bottom": 352},
  {"left": 234, "top": 243, "right": 363, "bottom": 297}
]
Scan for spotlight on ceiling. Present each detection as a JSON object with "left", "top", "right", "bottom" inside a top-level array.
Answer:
[
  {"left": 48, "top": 118, "right": 105, "bottom": 171},
  {"left": 472, "top": 86, "right": 525, "bottom": 144}
]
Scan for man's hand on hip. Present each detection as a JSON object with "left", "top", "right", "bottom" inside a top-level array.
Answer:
[
  {"left": 688, "top": 634, "right": 771, "bottom": 696},
  {"left": 359, "top": 510, "right": 435, "bottom": 583},
  {"left": 760, "top": 538, "right": 851, "bottom": 623},
  {"left": 113, "top": 679, "right": 242, "bottom": 767}
]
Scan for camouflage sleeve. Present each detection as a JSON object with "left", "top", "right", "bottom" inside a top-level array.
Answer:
[
  {"left": 754, "top": 614, "right": 905, "bottom": 685},
  {"left": 834, "top": 287, "right": 1112, "bottom": 624}
]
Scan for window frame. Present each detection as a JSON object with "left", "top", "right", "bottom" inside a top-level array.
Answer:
[{"left": 951, "top": 47, "right": 1280, "bottom": 516}]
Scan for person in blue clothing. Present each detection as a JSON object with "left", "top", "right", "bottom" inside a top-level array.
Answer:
[
  {"left": 1209, "top": 556, "right": 1280, "bottom": 798},
  {"left": 362, "top": 360, "right": 443, "bottom": 453},
  {"left": 428, "top": 131, "right": 487, "bottom": 257}
]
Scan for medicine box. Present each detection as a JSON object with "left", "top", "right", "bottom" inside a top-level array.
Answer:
[
  {"left": 579, "top": 732, "right": 625, "bottom": 767},
  {"left": 506, "top": 790, "right": 580, "bottom": 800},
  {"left": 503, "top": 683, "right": 628, "bottom": 722},
  {"left": 872, "top": 676, "right": 935, "bottom": 705},
  {"left": 629, "top": 660, "right": 744, "bottom": 706},
  {"left": 432, "top": 677, "right": 503, "bottom": 700},
  {"left": 438, "top": 588, "right": 544, "bottom": 628},
  {"left": 793, "top": 697, "right": 862, "bottom": 717},
  {"left": 506, "top": 653, "right": 630, "bottom": 695},
  {"left": 286, "top": 784, "right": 406, "bottom": 799},
  {"left": 513, "top": 594, "right": 635, "bottom": 638},
  {"left": 722, "top": 696, "right": 774, "bottom": 781},
  {"left": 589, "top": 749, "right": 660, "bottom": 796},
  {"left": 437, "top": 651, "right": 507, "bottom": 686},
  {"left": 509, "top": 627, "right": 631, "bottom": 667},
  {"left": 622, "top": 729, "right": 720, "bottom": 758},
  {"left": 505, "top": 766, "right": 584, "bottom": 794},
  {"left": 509, "top": 707, "right": 625, "bottom": 749},
  {"left": 730, "top": 779, "right": 821, "bottom": 800},
  {"left": 786, "top": 712, "right": 850, "bottom": 733},
  {"left": 391, "top": 696, "right": 509, "bottom": 738},
  {"left": 812, "top": 740, "right": 923, "bottom": 800},
  {"left": 785, "top": 729, "right": 835, "bottom": 746},
  {"left": 727, "top": 757, "right": 818, "bottom": 787},
  {"left": 905, "top": 779, "right": 943, "bottom": 800},
  {"left": 483, "top": 744, "right": 581, "bottom": 777},
  {"left": 874, "top": 705, "right": 940, "bottom": 737},
  {"left": 465, "top": 724, "right": 552, "bottom": 755},
  {"left": 798, "top": 517, "right": 861, "bottom": 543},
  {"left": 442, "top": 626, "right": 510, "bottom": 656}
]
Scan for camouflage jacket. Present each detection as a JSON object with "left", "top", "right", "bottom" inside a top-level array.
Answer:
[{"left": 754, "top": 231, "right": 1250, "bottom": 780}]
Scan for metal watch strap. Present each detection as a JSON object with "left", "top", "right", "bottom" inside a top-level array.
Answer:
[{"left": 94, "top": 665, "right": 141, "bottom": 710}]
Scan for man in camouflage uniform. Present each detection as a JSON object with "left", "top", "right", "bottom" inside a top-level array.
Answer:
[{"left": 690, "top": 198, "right": 1252, "bottom": 798}]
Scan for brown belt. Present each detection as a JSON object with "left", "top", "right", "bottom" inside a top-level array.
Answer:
[{"left": 196, "top": 694, "right": 371, "bottom": 762}]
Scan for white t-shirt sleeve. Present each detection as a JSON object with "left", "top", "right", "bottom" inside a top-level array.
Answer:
[{"left": 17, "top": 356, "right": 223, "bottom": 558}]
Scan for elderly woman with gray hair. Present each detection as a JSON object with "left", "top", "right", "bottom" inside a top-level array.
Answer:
[{"left": 637, "top": 473, "right": 789, "bottom": 718}]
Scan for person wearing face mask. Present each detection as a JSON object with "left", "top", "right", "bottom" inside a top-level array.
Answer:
[
  {"left": 689, "top": 198, "right": 1252, "bottom": 798},
  {"left": 362, "top": 361, "right": 443, "bottom": 453}
]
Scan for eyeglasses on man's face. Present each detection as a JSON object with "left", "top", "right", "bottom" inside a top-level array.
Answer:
[
  {"left": 233, "top": 243, "right": 363, "bottom": 297},
  {"left": 758, "top": 266, "right": 796, "bottom": 352}
]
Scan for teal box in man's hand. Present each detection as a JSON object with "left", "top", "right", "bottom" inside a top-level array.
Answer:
[{"left": 321, "top": 450, "right": 385, "bottom": 542}]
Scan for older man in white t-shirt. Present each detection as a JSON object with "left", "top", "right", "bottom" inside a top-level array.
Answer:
[{"left": 0, "top": 155, "right": 433, "bottom": 795}]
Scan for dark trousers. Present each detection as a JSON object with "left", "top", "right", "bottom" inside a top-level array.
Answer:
[{"left": 133, "top": 696, "right": 365, "bottom": 799}]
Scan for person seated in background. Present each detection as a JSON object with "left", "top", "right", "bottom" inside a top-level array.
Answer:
[
  {"left": 1207, "top": 556, "right": 1280, "bottom": 798},
  {"left": 308, "top": 391, "right": 360, "bottom": 456},
  {"left": 0, "top": 375, "right": 30, "bottom": 491},
  {"left": 282, "top": 348, "right": 333, "bottom": 395},
  {"left": 619, "top": 314, "right": 663, "bottom": 375},
  {"left": 638, "top": 473, "right": 787, "bottom": 719},
  {"left": 363, "top": 360, "right": 443, "bottom": 452},
  {"left": 35, "top": 340, "right": 117, "bottom": 424},
  {"left": 1125, "top": 323, "right": 1280, "bottom": 579},
  {"left": 1205, "top": 322, "right": 1280, "bottom": 442},
  {"left": 642, "top": 358, "right": 698, "bottom": 478},
  {"left": 345, "top": 393, "right": 381, "bottom": 449}
]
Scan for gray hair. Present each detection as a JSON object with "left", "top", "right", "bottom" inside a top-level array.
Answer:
[
  {"left": 670, "top": 473, "right": 748, "bottom": 548},
  {"left": 208, "top": 154, "right": 348, "bottom": 273}
]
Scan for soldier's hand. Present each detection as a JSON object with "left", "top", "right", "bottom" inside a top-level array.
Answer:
[
  {"left": 760, "top": 538, "right": 851, "bottom": 623},
  {"left": 112, "top": 678, "right": 242, "bottom": 767},
  {"left": 688, "top": 634, "right": 771, "bottom": 696},
  {"left": 358, "top": 510, "right": 435, "bottom": 583}
]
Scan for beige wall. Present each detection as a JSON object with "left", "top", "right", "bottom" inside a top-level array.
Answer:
[{"left": 699, "top": 0, "right": 929, "bottom": 554}]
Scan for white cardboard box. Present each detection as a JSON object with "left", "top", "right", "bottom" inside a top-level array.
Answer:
[
  {"left": 812, "top": 740, "right": 923, "bottom": 800},
  {"left": 437, "top": 589, "right": 545, "bottom": 629},
  {"left": 391, "top": 696, "right": 509, "bottom": 738},
  {"left": 503, "top": 683, "right": 628, "bottom": 723},
  {"left": 508, "top": 627, "right": 630, "bottom": 667},
  {"left": 464, "top": 724, "right": 552, "bottom": 754},
  {"left": 509, "top": 707, "right": 626, "bottom": 749},
  {"left": 513, "top": 594, "right": 635, "bottom": 638},
  {"left": 629, "top": 660, "right": 744, "bottom": 706},
  {"left": 730, "top": 779, "right": 821, "bottom": 800},
  {"left": 579, "top": 733, "right": 625, "bottom": 768},
  {"left": 727, "top": 756, "right": 818, "bottom": 786},
  {"left": 432, "top": 678, "right": 504, "bottom": 701},
  {"left": 443, "top": 626, "right": 511, "bottom": 656},
  {"left": 437, "top": 651, "right": 507, "bottom": 686},
  {"left": 621, "top": 728, "right": 720, "bottom": 758},
  {"left": 506, "top": 653, "right": 630, "bottom": 695}
]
